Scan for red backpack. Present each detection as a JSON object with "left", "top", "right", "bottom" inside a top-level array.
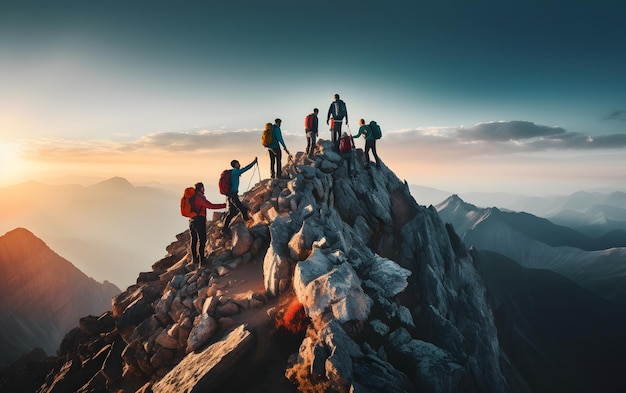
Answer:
[
  {"left": 180, "top": 187, "right": 198, "bottom": 218},
  {"left": 218, "top": 170, "right": 232, "bottom": 195},
  {"left": 339, "top": 135, "right": 353, "bottom": 153},
  {"left": 305, "top": 113, "right": 315, "bottom": 130}
]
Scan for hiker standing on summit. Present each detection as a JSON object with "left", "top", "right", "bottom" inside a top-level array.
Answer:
[
  {"left": 267, "top": 118, "right": 289, "bottom": 179},
  {"left": 304, "top": 108, "right": 319, "bottom": 157},
  {"left": 327, "top": 94, "right": 348, "bottom": 149},
  {"left": 353, "top": 118, "right": 381, "bottom": 168},
  {"left": 222, "top": 157, "right": 257, "bottom": 234},
  {"left": 190, "top": 182, "right": 226, "bottom": 265}
]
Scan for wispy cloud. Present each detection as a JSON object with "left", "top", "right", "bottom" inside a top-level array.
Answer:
[
  {"left": 385, "top": 121, "right": 626, "bottom": 155},
  {"left": 603, "top": 110, "right": 626, "bottom": 121},
  {"left": 456, "top": 121, "right": 566, "bottom": 142}
]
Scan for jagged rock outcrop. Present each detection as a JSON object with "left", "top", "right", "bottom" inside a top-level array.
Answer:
[{"left": 29, "top": 140, "right": 510, "bottom": 393}]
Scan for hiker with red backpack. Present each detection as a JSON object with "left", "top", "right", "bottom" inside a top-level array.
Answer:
[
  {"left": 220, "top": 157, "right": 258, "bottom": 235},
  {"left": 184, "top": 182, "right": 226, "bottom": 265},
  {"left": 339, "top": 131, "right": 356, "bottom": 178},
  {"left": 353, "top": 118, "right": 382, "bottom": 168},
  {"left": 304, "top": 108, "right": 319, "bottom": 157}
]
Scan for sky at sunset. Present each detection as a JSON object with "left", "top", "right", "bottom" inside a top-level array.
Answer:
[{"left": 1, "top": 0, "right": 625, "bottom": 196}]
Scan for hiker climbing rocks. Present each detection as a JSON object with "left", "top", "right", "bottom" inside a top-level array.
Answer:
[
  {"left": 327, "top": 94, "right": 348, "bottom": 149},
  {"left": 304, "top": 108, "right": 319, "bottom": 157},
  {"left": 266, "top": 118, "right": 289, "bottom": 179},
  {"left": 222, "top": 157, "right": 257, "bottom": 233},
  {"left": 190, "top": 182, "right": 226, "bottom": 265},
  {"left": 353, "top": 118, "right": 381, "bottom": 168},
  {"left": 339, "top": 131, "right": 356, "bottom": 178}
]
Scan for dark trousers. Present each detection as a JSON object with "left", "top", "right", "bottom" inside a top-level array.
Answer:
[
  {"left": 364, "top": 140, "right": 381, "bottom": 167},
  {"left": 268, "top": 147, "right": 282, "bottom": 178},
  {"left": 331, "top": 120, "right": 342, "bottom": 147},
  {"left": 223, "top": 192, "right": 249, "bottom": 228},
  {"left": 189, "top": 215, "right": 206, "bottom": 263},
  {"left": 306, "top": 131, "right": 317, "bottom": 156},
  {"left": 342, "top": 151, "right": 354, "bottom": 176}
]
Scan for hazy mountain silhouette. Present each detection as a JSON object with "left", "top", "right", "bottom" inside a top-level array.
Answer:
[
  {"left": 0, "top": 178, "right": 186, "bottom": 289},
  {"left": 477, "top": 250, "right": 626, "bottom": 393},
  {"left": 0, "top": 228, "right": 121, "bottom": 366},
  {"left": 436, "top": 195, "right": 626, "bottom": 304},
  {"left": 455, "top": 190, "right": 626, "bottom": 237}
]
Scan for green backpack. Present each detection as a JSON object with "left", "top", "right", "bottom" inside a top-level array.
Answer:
[{"left": 368, "top": 121, "right": 382, "bottom": 139}]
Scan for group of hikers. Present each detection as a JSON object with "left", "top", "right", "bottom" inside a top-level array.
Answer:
[{"left": 185, "top": 93, "right": 383, "bottom": 265}]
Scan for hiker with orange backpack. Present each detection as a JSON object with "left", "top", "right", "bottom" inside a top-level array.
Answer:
[
  {"left": 221, "top": 157, "right": 257, "bottom": 235},
  {"left": 186, "top": 182, "right": 226, "bottom": 265},
  {"left": 265, "top": 118, "right": 289, "bottom": 179}
]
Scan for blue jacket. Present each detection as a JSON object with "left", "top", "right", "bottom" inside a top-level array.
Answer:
[
  {"left": 230, "top": 159, "right": 255, "bottom": 194},
  {"left": 267, "top": 124, "right": 287, "bottom": 150}
]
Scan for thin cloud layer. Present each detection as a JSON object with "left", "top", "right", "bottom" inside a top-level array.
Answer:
[
  {"left": 18, "top": 121, "right": 626, "bottom": 164},
  {"left": 457, "top": 121, "right": 566, "bottom": 142},
  {"left": 386, "top": 121, "right": 626, "bottom": 155}
]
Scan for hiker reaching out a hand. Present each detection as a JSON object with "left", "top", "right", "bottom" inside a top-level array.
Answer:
[{"left": 222, "top": 157, "right": 257, "bottom": 234}]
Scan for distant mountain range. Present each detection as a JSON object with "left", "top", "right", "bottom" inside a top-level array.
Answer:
[
  {"left": 0, "top": 177, "right": 188, "bottom": 289},
  {"left": 436, "top": 195, "right": 626, "bottom": 305},
  {"left": 0, "top": 228, "right": 121, "bottom": 366}
]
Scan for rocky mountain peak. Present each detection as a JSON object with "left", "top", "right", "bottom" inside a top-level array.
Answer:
[{"left": 33, "top": 140, "right": 509, "bottom": 393}]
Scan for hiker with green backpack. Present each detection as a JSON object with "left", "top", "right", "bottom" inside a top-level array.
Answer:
[
  {"left": 353, "top": 118, "right": 382, "bottom": 168},
  {"left": 220, "top": 157, "right": 257, "bottom": 235}
]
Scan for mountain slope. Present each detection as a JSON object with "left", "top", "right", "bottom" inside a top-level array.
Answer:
[
  {"left": 0, "top": 228, "right": 121, "bottom": 366},
  {"left": 24, "top": 141, "right": 511, "bottom": 393},
  {"left": 477, "top": 250, "right": 626, "bottom": 393},
  {"left": 436, "top": 195, "right": 626, "bottom": 304}
]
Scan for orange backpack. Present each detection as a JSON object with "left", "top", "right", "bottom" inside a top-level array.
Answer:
[{"left": 180, "top": 187, "right": 198, "bottom": 218}]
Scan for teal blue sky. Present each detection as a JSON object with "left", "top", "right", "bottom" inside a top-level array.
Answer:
[{"left": 1, "top": 0, "right": 625, "bottom": 194}]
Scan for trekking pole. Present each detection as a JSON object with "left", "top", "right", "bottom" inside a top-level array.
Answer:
[{"left": 247, "top": 161, "right": 259, "bottom": 191}]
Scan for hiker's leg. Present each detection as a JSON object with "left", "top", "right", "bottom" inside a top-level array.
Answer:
[
  {"left": 268, "top": 149, "right": 276, "bottom": 178},
  {"left": 223, "top": 197, "right": 237, "bottom": 228},
  {"left": 196, "top": 216, "right": 207, "bottom": 260},
  {"left": 189, "top": 219, "right": 199, "bottom": 262},
  {"left": 364, "top": 140, "right": 373, "bottom": 166},
  {"left": 333, "top": 122, "right": 341, "bottom": 148},
  {"left": 276, "top": 148, "right": 283, "bottom": 177},
  {"left": 310, "top": 132, "right": 317, "bottom": 155},
  {"left": 371, "top": 140, "right": 381, "bottom": 167},
  {"left": 231, "top": 194, "right": 249, "bottom": 220},
  {"left": 305, "top": 132, "right": 312, "bottom": 155},
  {"left": 346, "top": 153, "right": 353, "bottom": 176}
]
